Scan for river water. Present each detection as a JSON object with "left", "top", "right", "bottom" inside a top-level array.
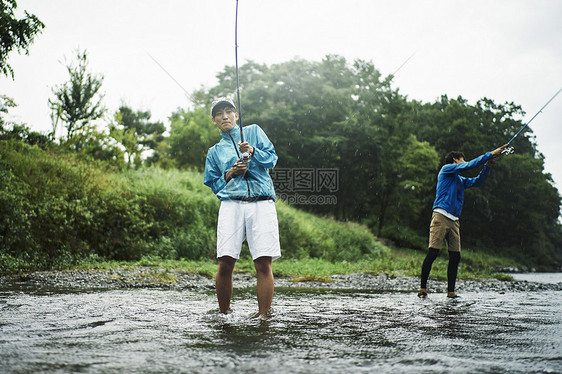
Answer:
[{"left": 1, "top": 274, "right": 561, "bottom": 373}]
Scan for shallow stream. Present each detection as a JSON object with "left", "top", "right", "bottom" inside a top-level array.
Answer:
[{"left": 1, "top": 274, "right": 561, "bottom": 373}]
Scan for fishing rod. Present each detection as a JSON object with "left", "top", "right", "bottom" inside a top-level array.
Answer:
[
  {"left": 235, "top": 0, "right": 244, "bottom": 142},
  {"left": 502, "top": 87, "right": 562, "bottom": 155},
  {"left": 235, "top": 0, "right": 251, "bottom": 163}
]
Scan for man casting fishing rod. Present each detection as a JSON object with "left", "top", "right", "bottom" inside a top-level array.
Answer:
[
  {"left": 204, "top": 98, "right": 281, "bottom": 318},
  {"left": 418, "top": 144, "right": 507, "bottom": 299},
  {"left": 418, "top": 87, "right": 560, "bottom": 298}
]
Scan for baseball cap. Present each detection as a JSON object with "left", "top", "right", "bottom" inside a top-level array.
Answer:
[{"left": 211, "top": 97, "right": 236, "bottom": 117}]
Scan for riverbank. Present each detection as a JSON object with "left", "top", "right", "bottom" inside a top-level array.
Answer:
[{"left": 2, "top": 266, "right": 560, "bottom": 293}]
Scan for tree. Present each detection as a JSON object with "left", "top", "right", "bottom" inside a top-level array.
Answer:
[
  {"left": 166, "top": 107, "right": 218, "bottom": 171},
  {"left": 0, "top": 94, "right": 16, "bottom": 127},
  {"left": 0, "top": 0, "right": 44, "bottom": 79},
  {"left": 406, "top": 94, "right": 561, "bottom": 260},
  {"left": 162, "top": 55, "right": 561, "bottom": 266},
  {"left": 377, "top": 134, "right": 439, "bottom": 247},
  {"left": 49, "top": 49, "right": 105, "bottom": 144},
  {"left": 109, "top": 106, "right": 165, "bottom": 168},
  {"left": 474, "top": 154, "right": 560, "bottom": 265}
]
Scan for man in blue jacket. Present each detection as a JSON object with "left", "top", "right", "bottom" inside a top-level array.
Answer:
[
  {"left": 204, "top": 98, "right": 281, "bottom": 317},
  {"left": 418, "top": 145, "right": 507, "bottom": 299}
]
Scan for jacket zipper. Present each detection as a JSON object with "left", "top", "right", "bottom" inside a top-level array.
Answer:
[{"left": 227, "top": 131, "right": 251, "bottom": 198}]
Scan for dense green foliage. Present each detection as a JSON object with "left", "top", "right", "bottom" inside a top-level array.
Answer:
[
  {"left": 1, "top": 47, "right": 560, "bottom": 273},
  {"left": 0, "top": 140, "right": 149, "bottom": 272},
  {"left": 110, "top": 106, "right": 166, "bottom": 167},
  {"left": 0, "top": 141, "right": 387, "bottom": 273},
  {"left": 0, "top": 0, "right": 44, "bottom": 79},
  {"left": 168, "top": 56, "right": 561, "bottom": 267},
  {"left": 166, "top": 107, "right": 216, "bottom": 170}
]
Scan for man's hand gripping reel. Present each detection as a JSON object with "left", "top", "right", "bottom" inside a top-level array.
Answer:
[
  {"left": 501, "top": 145, "right": 515, "bottom": 155},
  {"left": 239, "top": 152, "right": 252, "bottom": 165}
]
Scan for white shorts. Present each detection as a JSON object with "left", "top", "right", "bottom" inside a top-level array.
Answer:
[{"left": 216, "top": 199, "right": 281, "bottom": 261}]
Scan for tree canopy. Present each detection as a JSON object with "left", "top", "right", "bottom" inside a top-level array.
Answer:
[
  {"left": 165, "top": 56, "right": 561, "bottom": 264},
  {"left": 2, "top": 49, "right": 560, "bottom": 268},
  {"left": 49, "top": 49, "right": 105, "bottom": 145},
  {"left": 0, "top": 0, "right": 44, "bottom": 79}
]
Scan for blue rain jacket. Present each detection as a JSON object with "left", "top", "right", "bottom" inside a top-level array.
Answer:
[
  {"left": 204, "top": 124, "right": 278, "bottom": 201},
  {"left": 432, "top": 152, "right": 493, "bottom": 217}
]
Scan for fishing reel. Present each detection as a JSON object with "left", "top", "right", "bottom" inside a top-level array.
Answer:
[
  {"left": 501, "top": 146, "right": 515, "bottom": 155},
  {"left": 238, "top": 152, "right": 252, "bottom": 165}
]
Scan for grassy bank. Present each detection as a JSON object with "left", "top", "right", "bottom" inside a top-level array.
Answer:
[
  {"left": 0, "top": 140, "right": 524, "bottom": 279},
  {"left": 0, "top": 141, "right": 386, "bottom": 274},
  {"left": 74, "top": 246, "right": 517, "bottom": 282}
]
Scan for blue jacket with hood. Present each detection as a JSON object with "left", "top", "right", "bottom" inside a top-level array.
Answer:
[
  {"left": 204, "top": 124, "right": 277, "bottom": 201},
  {"left": 432, "top": 152, "right": 493, "bottom": 218}
]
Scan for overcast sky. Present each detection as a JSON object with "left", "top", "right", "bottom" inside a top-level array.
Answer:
[{"left": 2, "top": 0, "right": 561, "bottom": 190}]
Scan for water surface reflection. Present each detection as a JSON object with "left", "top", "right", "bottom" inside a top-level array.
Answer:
[{"left": 1, "top": 283, "right": 560, "bottom": 373}]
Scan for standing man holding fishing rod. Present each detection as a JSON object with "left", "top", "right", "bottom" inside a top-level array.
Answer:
[
  {"left": 418, "top": 87, "right": 561, "bottom": 299},
  {"left": 418, "top": 144, "right": 507, "bottom": 299},
  {"left": 203, "top": 0, "right": 280, "bottom": 319},
  {"left": 204, "top": 98, "right": 281, "bottom": 318}
]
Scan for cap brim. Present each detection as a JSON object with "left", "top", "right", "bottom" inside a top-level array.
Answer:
[{"left": 211, "top": 101, "right": 236, "bottom": 116}]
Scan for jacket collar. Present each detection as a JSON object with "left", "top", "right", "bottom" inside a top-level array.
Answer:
[{"left": 221, "top": 125, "right": 241, "bottom": 140}]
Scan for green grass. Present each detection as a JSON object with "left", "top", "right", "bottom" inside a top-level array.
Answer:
[
  {"left": 74, "top": 245, "right": 519, "bottom": 282},
  {"left": 386, "top": 247, "right": 518, "bottom": 281},
  {"left": 0, "top": 141, "right": 524, "bottom": 280}
]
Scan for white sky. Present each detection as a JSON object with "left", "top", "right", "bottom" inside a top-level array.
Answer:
[{"left": 2, "top": 0, "right": 561, "bottom": 191}]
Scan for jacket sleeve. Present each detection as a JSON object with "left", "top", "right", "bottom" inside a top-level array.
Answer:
[
  {"left": 203, "top": 149, "right": 228, "bottom": 195},
  {"left": 251, "top": 126, "right": 278, "bottom": 169},
  {"left": 440, "top": 152, "right": 493, "bottom": 175},
  {"left": 462, "top": 164, "right": 491, "bottom": 189}
]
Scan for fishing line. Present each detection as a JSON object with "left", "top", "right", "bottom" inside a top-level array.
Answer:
[
  {"left": 391, "top": 52, "right": 416, "bottom": 77},
  {"left": 146, "top": 51, "right": 194, "bottom": 102},
  {"left": 503, "top": 86, "right": 562, "bottom": 154}
]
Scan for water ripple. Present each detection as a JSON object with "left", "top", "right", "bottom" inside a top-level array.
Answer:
[{"left": 0, "top": 284, "right": 560, "bottom": 373}]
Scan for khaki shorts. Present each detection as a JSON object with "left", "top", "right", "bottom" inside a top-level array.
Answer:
[
  {"left": 428, "top": 211, "right": 461, "bottom": 252},
  {"left": 217, "top": 199, "right": 281, "bottom": 261}
]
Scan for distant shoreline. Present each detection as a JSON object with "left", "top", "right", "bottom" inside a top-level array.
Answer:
[{"left": 2, "top": 267, "right": 561, "bottom": 293}]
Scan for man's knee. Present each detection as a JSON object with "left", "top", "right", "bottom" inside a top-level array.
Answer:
[
  {"left": 254, "top": 256, "right": 272, "bottom": 275},
  {"left": 426, "top": 247, "right": 440, "bottom": 260},
  {"left": 218, "top": 256, "right": 236, "bottom": 276},
  {"left": 448, "top": 251, "right": 461, "bottom": 264}
]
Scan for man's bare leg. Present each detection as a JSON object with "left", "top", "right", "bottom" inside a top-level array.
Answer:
[
  {"left": 216, "top": 256, "right": 236, "bottom": 313},
  {"left": 254, "top": 256, "right": 274, "bottom": 315}
]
